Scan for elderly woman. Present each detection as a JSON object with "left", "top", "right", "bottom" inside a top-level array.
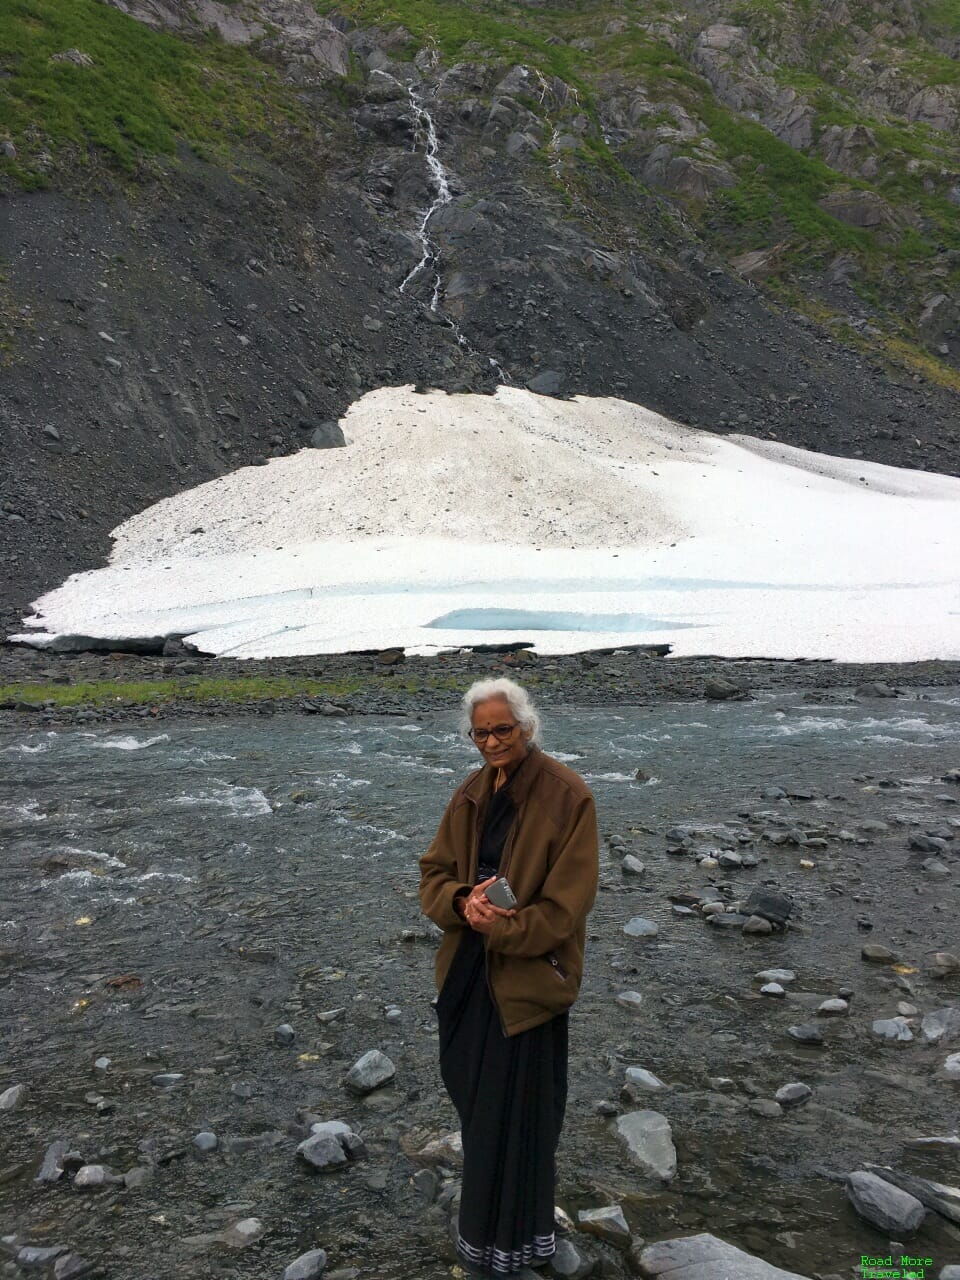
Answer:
[{"left": 419, "top": 677, "right": 599, "bottom": 1276}]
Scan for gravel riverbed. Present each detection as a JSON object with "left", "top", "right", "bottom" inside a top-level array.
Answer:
[{"left": 1, "top": 689, "right": 959, "bottom": 1280}]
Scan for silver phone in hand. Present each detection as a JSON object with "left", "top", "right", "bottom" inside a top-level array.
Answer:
[{"left": 484, "top": 877, "right": 518, "bottom": 910}]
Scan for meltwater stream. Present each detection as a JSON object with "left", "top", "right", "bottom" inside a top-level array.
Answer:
[{"left": 2, "top": 693, "right": 959, "bottom": 1279}]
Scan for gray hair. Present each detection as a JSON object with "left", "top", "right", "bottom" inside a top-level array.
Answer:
[{"left": 459, "top": 677, "right": 542, "bottom": 744}]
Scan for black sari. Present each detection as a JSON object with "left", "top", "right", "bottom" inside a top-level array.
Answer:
[{"left": 436, "top": 780, "right": 568, "bottom": 1275}]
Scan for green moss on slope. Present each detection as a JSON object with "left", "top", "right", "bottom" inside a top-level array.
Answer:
[{"left": 0, "top": 0, "right": 307, "bottom": 184}]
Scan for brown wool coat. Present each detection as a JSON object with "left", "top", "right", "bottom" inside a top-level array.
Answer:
[{"left": 419, "top": 745, "right": 599, "bottom": 1036}]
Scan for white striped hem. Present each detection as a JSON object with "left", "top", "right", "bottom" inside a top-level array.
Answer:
[{"left": 457, "top": 1230, "right": 555, "bottom": 1274}]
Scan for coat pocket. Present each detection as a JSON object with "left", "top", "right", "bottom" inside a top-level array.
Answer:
[{"left": 546, "top": 951, "right": 569, "bottom": 981}]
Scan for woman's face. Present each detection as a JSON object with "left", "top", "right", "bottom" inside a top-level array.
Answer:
[{"left": 470, "top": 697, "right": 530, "bottom": 773}]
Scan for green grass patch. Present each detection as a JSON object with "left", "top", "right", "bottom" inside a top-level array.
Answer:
[
  {"left": 926, "top": 0, "right": 960, "bottom": 32},
  {"left": 0, "top": 671, "right": 475, "bottom": 709},
  {"left": 701, "top": 105, "right": 871, "bottom": 251},
  {"left": 0, "top": 0, "right": 308, "bottom": 179}
]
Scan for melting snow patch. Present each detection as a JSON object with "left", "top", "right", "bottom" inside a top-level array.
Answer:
[{"left": 11, "top": 385, "right": 960, "bottom": 662}]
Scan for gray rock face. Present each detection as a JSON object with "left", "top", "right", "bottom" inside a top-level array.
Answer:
[
  {"left": 577, "top": 1203, "right": 630, "bottom": 1245},
  {"left": 846, "top": 1171, "right": 925, "bottom": 1234},
  {"left": 638, "top": 1232, "right": 812, "bottom": 1278},
  {"left": 614, "top": 1110, "right": 677, "bottom": 1182},
  {"left": 343, "top": 1049, "right": 395, "bottom": 1095},
  {"left": 284, "top": 1248, "right": 328, "bottom": 1280}
]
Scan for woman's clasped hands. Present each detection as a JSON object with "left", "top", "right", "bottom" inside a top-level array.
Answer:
[{"left": 460, "top": 875, "right": 517, "bottom": 935}]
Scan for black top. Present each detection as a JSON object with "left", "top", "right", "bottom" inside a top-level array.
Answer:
[{"left": 476, "top": 775, "right": 517, "bottom": 883}]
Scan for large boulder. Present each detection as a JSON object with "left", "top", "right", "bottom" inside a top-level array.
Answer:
[
  {"left": 614, "top": 1111, "right": 677, "bottom": 1182},
  {"left": 637, "top": 1232, "right": 811, "bottom": 1278},
  {"left": 846, "top": 1170, "right": 926, "bottom": 1234}
]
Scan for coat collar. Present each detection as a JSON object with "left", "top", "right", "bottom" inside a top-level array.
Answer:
[{"left": 462, "top": 743, "right": 543, "bottom": 808}]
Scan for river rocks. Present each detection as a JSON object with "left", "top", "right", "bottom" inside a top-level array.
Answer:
[
  {"left": 741, "top": 887, "right": 795, "bottom": 927},
  {"left": 343, "top": 1050, "right": 395, "bottom": 1095},
  {"left": 35, "top": 1140, "right": 69, "bottom": 1184},
  {"left": 775, "top": 1082, "right": 812, "bottom": 1108},
  {"left": 193, "top": 1131, "right": 218, "bottom": 1152},
  {"left": 183, "top": 1217, "right": 266, "bottom": 1250},
  {"left": 0, "top": 1084, "right": 27, "bottom": 1111},
  {"left": 623, "top": 917, "right": 659, "bottom": 939},
  {"left": 577, "top": 1204, "right": 629, "bottom": 1245},
  {"left": 704, "top": 676, "right": 747, "bottom": 700},
  {"left": 749, "top": 1099, "right": 782, "bottom": 1118},
  {"left": 856, "top": 681, "right": 901, "bottom": 698},
  {"left": 761, "top": 983, "right": 786, "bottom": 998},
  {"left": 787, "top": 1024, "right": 823, "bottom": 1045},
  {"left": 872, "top": 1017, "right": 914, "bottom": 1042},
  {"left": 846, "top": 1170, "right": 925, "bottom": 1234},
  {"left": 742, "top": 915, "right": 773, "bottom": 935},
  {"left": 616, "top": 991, "right": 644, "bottom": 1012},
  {"left": 624, "top": 1067, "right": 666, "bottom": 1091},
  {"left": 637, "top": 1232, "right": 811, "bottom": 1278},
  {"left": 297, "top": 1121, "right": 367, "bottom": 1172},
  {"left": 863, "top": 1164, "right": 960, "bottom": 1226},
  {"left": 817, "top": 998, "right": 849, "bottom": 1017},
  {"left": 284, "top": 1247, "right": 328, "bottom": 1279},
  {"left": 943, "top": 1052, "right": 960, "bottom": 1079},
  {"left": 621, "top": 854, "right": 646, "bottom": 876},
  {"left": 549, "top": 1236, "right": 594, "bottom": 1279},
  {"left": 151, "top": 1072, "right": 185, "bottom": 1087},
  {"left": 16, "top": 1245, "right": 67, "bottom": 1266},
  {"left": 756, "top": 969, "right": 796, "bottom": 984},
  {"left": 921, "top": 1008, "right": 960, "bottom": 1044},
  {"left": 614, "top": 1111, "right": 677, "bottom": 1182},
  {"left": 928, "top": 952, "right": 960, "bottom": 978},
  {"left": 73, "top": 1164, "right": 115, "bottom": 1187},
  {"left": 274, "top": 1023, "right": 296, "bottom": 1046},
  {"left": 862, "top": 943, "right": 899, "bottom": 964}
]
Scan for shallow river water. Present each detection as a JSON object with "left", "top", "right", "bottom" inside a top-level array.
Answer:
[{"left": 2, "top": 693, "right": 959, "bottom": 1279}]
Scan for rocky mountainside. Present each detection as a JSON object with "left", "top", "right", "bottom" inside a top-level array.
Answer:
[{"left": 1, "top": 0, "right": 958, "bottom": 634}]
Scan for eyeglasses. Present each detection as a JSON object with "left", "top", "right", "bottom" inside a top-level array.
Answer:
[{"left": 469, "top": 723, "right": 519, "bottom": 744}]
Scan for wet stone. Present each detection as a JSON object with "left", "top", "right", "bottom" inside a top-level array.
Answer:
[
  {"left": 621, "top": 854, "right": 646, "bottom": 876},
  {"left": 623, "top": 917, "right": 659, "bottom": 939},
  {"left": 928, "top": 952, "right": 960, "bottom": 978},
  {"left": 872, "top": 1018, "right": 914, "bottom": 1042},
  {"left": 756, "top": 969, "right": 797, "bottom": 984},
  {"left": 343, "top": 1050, "right": 395, "bottom": 1095},
  {"left": 53, "top": 1256, "right": 92, "bottom": 1280},
  {"left": 151, "top": 1073, "right": 184, "bottom": 1087},
  {"left": 577, "top": 1203, "right": 630, "bottom": 1245},
  {"left": 624, "top": 1066, "right": 665, "bottom": 1091},
  {"left": 17, "top": 1246, "right": 67, "bottom": 1266},
  {"left": 284, "top": 1247, "right": 328, "bottom": 1280},
  {"left": 761, "top": 983, "right": 786, "bottom": 998},
  {"left": 749, "top": 1098, "right": 782, "bottom": 1118},
  {"left": 614, "top": 1110, "right": 677, "bottom": 1182},
  {"left": 862, "top": 944, "right": 899, "bottom": 963},
  {"left": 817, "top": 998, "right": 849, "bottom": 1017},
  {"left": 638, "top": 1232, "right": 810, "bottom": 1279},
  {"left": 297, "top": 1133, "right": 348, "bottom": 1171},
  {"left": 0, "top": 1085, "right": 26, "bottom": 1111},
  {"left": 788, "top": 1024, "right": 824, "bottom": 1045},
  {"left": 742, "top": 915, "right": 773, "bottom": 935},
  {"left": 193, "top": 1131, "right": 218, "bottom": 1152},
  {"left": 123, "top": 1166, "right": 151, "bottom": 1189},
  {"left": 775, "top": 1082, "right": 812, "bottom": 1108},
  {"left": 921, "top": 1008, "right": 960, "bottom": 1044},
  {"left": 274, "top": 1023, "right": 296, "bottom": 1047},
  {"left": 616, "top": 991, "right": 643, "bottom": 1012},
  {"left": 943, "top": 1052, "right": 960, "bottom": 1079},
  {"left": 73, "top": 1164, "right": 113, "bottom": 1187},
  {"left": 548, "top": 1236, "right": 593, "bottom": 1279},
  {"left": 846, "top": 1171, "right": 925, "bottom": 1234},
  {"left": 707, "top": 912, "right": 750, "bottom": 929},
  {"left": 35, "top": 1141, "right": 69, "bottom": 1184}
]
